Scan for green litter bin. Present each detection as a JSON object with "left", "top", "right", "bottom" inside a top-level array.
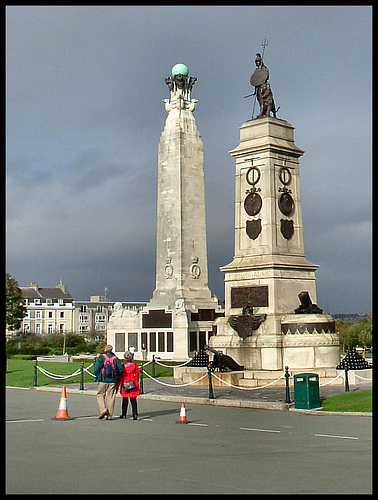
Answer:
[{"left": 294, "top": 373, "right": 320, "bottom": 409}]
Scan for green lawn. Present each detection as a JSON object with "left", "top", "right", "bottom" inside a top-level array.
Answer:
[
  {"left": 5, "top": 358, "right": 178, "bottom": 388},
  {"left": 6, "top": 359, "right": 372, "bottom": 413},
  {"left": 6, "top": 358, "right": 96, "bottom": 388},
  {"left": 320, "top": 389, "right": 372, "bottom": 413}
]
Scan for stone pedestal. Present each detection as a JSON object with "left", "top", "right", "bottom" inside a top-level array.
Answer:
[{"left": 209, "top": 117, "right": 339, "bottom": 371}]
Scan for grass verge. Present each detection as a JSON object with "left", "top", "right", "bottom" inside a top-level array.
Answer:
[
  {"left": 5, "top": 358, "right": 178, "bottom": 388},
  {"left": 320, "top": 389, "right": 372, "bottom": 413}
]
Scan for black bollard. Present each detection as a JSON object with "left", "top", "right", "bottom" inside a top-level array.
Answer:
[
  {"left": 139, "top": 364, "right": 144, "bottom": 395},
  {"left": 344, "top": 364, "right": 350, "bottom": 392},
  {"left": 152, "top": 355, "right": 155, "bottom": 378},
  {"left": 79, "top": 361, "right": 84, "bottom": 391},
  {"left": 285, "top": 366, "right": 291, "bottom": 404},
  {"left": 207, "top": 367, "right": 214, "bottom": 400},
  {"left": 33, "top": 360, "right": 38, "bottom": 387}
]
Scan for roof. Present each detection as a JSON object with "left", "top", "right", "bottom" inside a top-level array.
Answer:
[{"left": 21, "top": 286, "right": 73, "bottom": 301}]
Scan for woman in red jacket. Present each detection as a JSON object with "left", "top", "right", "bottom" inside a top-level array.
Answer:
[{"left": 117, "top": 351, "right": 140, "bottom": 420}]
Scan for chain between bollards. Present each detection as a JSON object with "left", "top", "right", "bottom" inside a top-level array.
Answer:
[{"left": 284, "top": 366, "right": 291, "bottom": 404}]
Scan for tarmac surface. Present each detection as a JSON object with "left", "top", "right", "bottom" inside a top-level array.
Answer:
[
  {"left": 34, "top": 373, "right": 373, "bottom": 414},
  {"left": 6, "top": 387, "right": 372, "bottom": 494}
]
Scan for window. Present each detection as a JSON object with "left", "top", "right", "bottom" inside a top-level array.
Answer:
[
  {"left": 36, "top": 311, "right": 41, "bottom": 319},
  {"left": 128, "top": 332, "right": 138, "bottom": 352},
  {"left": 167, "top": 332, "right": 174, "bottom": 352},
  {"left": 60, "top": 311, "right": 65, "bottom": 319},
  {"left": 48, "top": 311, "right": 53, "bottom": 318},
  {"left": 190, "top": 331, "right": 197, "bottom": 352},
  {"left": 80, "top": 305, "right": 87, "bottom": 313},
  {"left": 149, "top": 332, "right": 156, "bottom": 352},
  {"left": 141, "top": 332, "right": 147, "bottom": 350},
  {"left": 59, "top": 324, "right": 64, "bottom": 333},
  {"left": 189, "top": 331, "right": 209, "bottom": 353},
  {"left": 48, "top": 324, "right": 53, "bottom": 334},
  {"left": 115, "top": 333, "right": 126, "bottom": 352},
  {"left": 36, "top": 324, "right": 41, "bottom": 335},
  {"left": 199, "top": 331, "right": 206, "bottom": 351},
  {"left": 158, "top": 332, "right": 165, "bottom": 352}
]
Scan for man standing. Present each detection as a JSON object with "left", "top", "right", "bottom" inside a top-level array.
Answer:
[{"left": 94, "top": 344, "right": 123, "bottom": 420}]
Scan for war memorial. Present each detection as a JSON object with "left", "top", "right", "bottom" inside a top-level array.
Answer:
[
  {"left": 107, "top": 62, "right": 224, "bottom": 359},
  {"left": 107, "top": 51, "right": 341, "bottom": 386}
]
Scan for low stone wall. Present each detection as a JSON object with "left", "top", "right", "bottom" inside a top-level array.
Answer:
[{"left": 36, "top": 355, "right": 72, "bottom": 363}]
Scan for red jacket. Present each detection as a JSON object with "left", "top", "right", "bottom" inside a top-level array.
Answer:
[{"left": 116, "top": 362, "right": 140, "bottom": 398}]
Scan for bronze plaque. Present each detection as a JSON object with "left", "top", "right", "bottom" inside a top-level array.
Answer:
[
  {"left": 280, "top": 219, "right": 294, "bottom": 240},
  {"left": 231, "top": 286, "right": 269, "bottom": 308},
  {"left": 244, "top": 192, "right": 262, "bottom": 216},
  {"left": 278, "top": 192, "right": 294, "bottom": 216},
  {"left": 142, "top": 309, "right": 172, "bottom": 328},
  {"left": 246, "top": 219, "right": 262, "bottom": 240}
]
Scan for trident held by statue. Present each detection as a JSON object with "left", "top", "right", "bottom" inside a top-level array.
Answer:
[
  {"left": 244, "top": 39, "right": 268, "bottom": 110},
  {"left": 251, "top": 39, "right": 279, "bottom": 119},
  {"left": 245, "top": 39, "right": 278, "bottom": 119}
]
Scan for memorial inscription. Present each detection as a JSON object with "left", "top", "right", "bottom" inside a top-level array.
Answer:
[{"left": 231, "top": 286, "right": 269, "bottom": 308}]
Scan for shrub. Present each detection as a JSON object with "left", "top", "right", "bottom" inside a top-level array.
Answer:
[{"left": 5, "top": 333, "right": 94, "bottom": 356}]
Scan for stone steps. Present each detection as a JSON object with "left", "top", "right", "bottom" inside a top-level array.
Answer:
[{"left": 174, "top": 366, "right": 372, "bottom": 388}]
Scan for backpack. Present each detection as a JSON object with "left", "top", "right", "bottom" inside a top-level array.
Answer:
[{"left": 101, "top": 353, "right": 118, "bottom": 379}]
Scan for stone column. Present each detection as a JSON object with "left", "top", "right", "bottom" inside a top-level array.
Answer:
[
  {"left": 150, "top": 65, "right": 214, "bottom": 311},
  {"left": 210, "top": 117, "right": 339, "bottom": 370}
]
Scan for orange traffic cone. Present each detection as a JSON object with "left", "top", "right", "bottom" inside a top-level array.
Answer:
[
  {"left": 179, "top": 403, "right": 187, "bottom": 423},
  {"left": 55, "top": 386, "right": 70, "bottom": 420}
]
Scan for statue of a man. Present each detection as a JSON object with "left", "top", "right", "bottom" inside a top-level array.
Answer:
[{"left": 250, "top": 53, "right": 277, "bottom": 119}]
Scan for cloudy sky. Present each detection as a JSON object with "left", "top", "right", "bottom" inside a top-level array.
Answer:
[{"left": 6, "top": 6, "right": 372, "bottom": 314}]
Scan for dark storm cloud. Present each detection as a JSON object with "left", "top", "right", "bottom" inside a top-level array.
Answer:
[{"left": 6, "top": 6, "right": 372, "bottom": 313}]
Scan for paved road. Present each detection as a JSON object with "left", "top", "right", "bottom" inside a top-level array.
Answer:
[{"left": 6, "top": 388, "right": 372, "bottom": 494}]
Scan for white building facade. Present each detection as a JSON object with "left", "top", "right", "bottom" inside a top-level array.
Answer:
[
  {"left": 18, "top": 283, "right": 146, "bottom": 341},
  {"left": 20, "top": 282, "right": 75, "bottom": 336}
]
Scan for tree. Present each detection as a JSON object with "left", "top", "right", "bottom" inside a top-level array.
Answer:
[
  {"left": 353, "top": 314, "right": 373, "bottom": 350},
  {"left": 335, "top": 320, "right": 352, "bottom": 353},
  {"left": 336, "top": 314, "right": 373, "bottom": 353},
  {"left": 5, "top": 273, "right": 26, "bottom": 335}
]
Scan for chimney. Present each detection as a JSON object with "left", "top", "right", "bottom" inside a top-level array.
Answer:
[
  {"left": 56, "top": 283, "right": 68, "bottom": 294},
  {"left": 30, "top": 282, "right": 39, "bottom": 291}
]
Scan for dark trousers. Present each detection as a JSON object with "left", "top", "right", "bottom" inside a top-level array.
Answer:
[{"left": 121, "top": 397, "right": 138, "bottom": 418}]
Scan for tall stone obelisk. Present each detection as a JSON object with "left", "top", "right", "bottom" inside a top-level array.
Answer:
[
  {"left": 149, "top": 63, "right": 214, "bottom": 310},
  {"left": 107, "top": 64, "right": 222, "bottom": 360}
]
